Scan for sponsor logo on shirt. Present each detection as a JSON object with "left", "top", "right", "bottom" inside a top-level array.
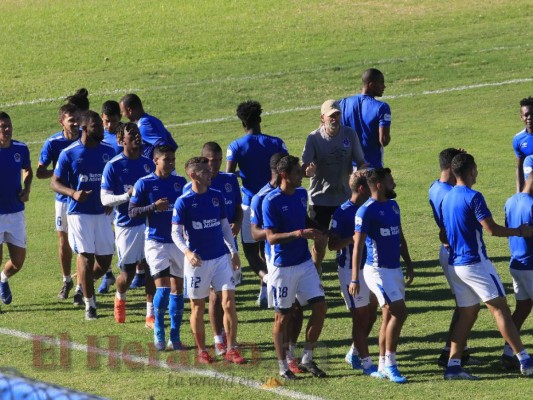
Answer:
[
  {"left": 144, "top": 164, "right": 151, "bottom": 173},
  {"left": 192, "top": 219, "right": 221, "bottom": 229},
  {"left": 380, "top": 226, "right": 399, "bottom": 237}
]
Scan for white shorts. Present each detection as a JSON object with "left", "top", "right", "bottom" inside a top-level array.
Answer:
[
  {"left": 364, "top": 265, "right": 405, "bottom": 307},
  {"left": 0, "top": 211, "right": 26, "bottom": 248},
  {"left": 510, "top": 269, "right": 533, "bottom": 301},
  {"left": 439, "top": 244, "right": 455, "bottom": 295},
  {"left": 268, "top": 259, "right": 324, "bottom": 310},
  {"left": 55, "top": 200, "right": 68, "bottom": 233},
  {"left": 115, "top": 225, "right": 145, "bottom": 268},
  {"left": 450, "top": 260, "right": 505, "bottom": 307},
  {"left": 338, "top": 267, "right": 370, "bottom": 309},
  {"left": 241, "top": 205, "right": 254, "bottom": 244},
  {"left": 67, "top": 214, "right": 114, "bottom": 255},
  {"left": 145, "top": 240, "right": 184, "bottom": 278},
  {"left": 185, "top": 254, "right": 235, "bottom": 299}
]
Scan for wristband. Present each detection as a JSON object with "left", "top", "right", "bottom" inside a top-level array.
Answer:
[{"left": 350, "top": 280, "right": 359, "bottom": 284}]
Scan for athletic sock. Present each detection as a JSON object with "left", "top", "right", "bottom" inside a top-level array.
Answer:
[
  {"left": 1, "top": 271, "right": 7, "bottom": 282},
  {"left": 378, "top": 355, "right": 386, "bottom": 371},
  {"left": 76, "top": 284, "right": 82, "bottom": 292},
  {"left": 503, "top": 343, "right": 514, "bottom": 357},
  {"left": 146, "top": 301, "right": 154, "bottom": 317},
  {"left": 169, "top": 293, "right": 184, "bottom": 344},
  {"left": 214, "top": 335, "right": 224, "bottom": 344},
  {"left": 105, "top": 269, "right": 114, "bottom": 278},
  {"left": 362, "top": 356, "right": 374, "bottom": 370},
  {"left": 84, "top": 296, "right": 96, "bottom": 310},
  {"left": 278, "top": 359, "right": 289, "bottom": 374},
  {"left": 516, "top": 349, "right": 530, "bottom": 362},
  {"left": 153, "top": 287, "right": 170, "bottom": 341},
  {"left": 385, "top": 351, "right": 396, "bottom": 367},
  {"left": 115, "top": 291, "right": 126, "bottom": 301},
  {"left": 301, "top": 349, "right": 313, "bottom": 364},
  {"left": 287, "top": 344, "right": 296, "bottom": 361},
  {"left": 447, "top": 358, "right": 461, "bottom": 367},
  {"left": 63, "top": 275, "right": 72, "bottom": 283}
]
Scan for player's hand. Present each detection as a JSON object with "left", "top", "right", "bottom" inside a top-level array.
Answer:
[
  {"left": 18, "top": 188, "right": 30, "bottom": 202},
  {"left": 230, "top": 253, "right": 241, "bottom": 271},
  {"left": 154, "top": 197, "right": 169, "bottom": 211},
  {"left": 405, "top": 265, "right": 414, "bottom": 287},
  {"left": 348, "top": 282, "right": 360, "bottom": 296},
  {"left": 73, "top": 190, "right": 92, "bottom": 202},
  {"left": 186, "top": 250, "right": 202, "bottom": 267},
  {"left": 230, "top": 222, "right": 241, "bottom": 237},
  {"left": 127, "top": 187, "right": 134, "bottom": 196},
  {"left": 104, "top": 206, "right": 114, "bottom": 215},
  {"left": 305, "top": 162, "right": 316, "bottom": 178},
  {"left": 302, "top": 228, "right": 325, "bottom": 241},
  {"left": 519, "top": 224, "right": 533, "bottom": 238}
]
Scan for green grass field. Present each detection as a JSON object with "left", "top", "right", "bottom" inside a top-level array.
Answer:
[{"left": 0, "top": 0, "right": 532, "bottom": 399}]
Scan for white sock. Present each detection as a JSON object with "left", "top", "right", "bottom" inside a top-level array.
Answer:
[
  {"left": 1, "top": 271, "right": 7, "bottom": 282},
  {"left": 287, "top": 344, "right": 296, "bottom": 361},
  {"left": 362, "top": 356, "right": 374, "bottom": 369},
  {"left": 63, "top": 275, "right": 72, "bottom": 283},
  {"left": 503, "top": 344, "right": 514, "bottom": 357},
  {"left": 137, "top": 270, "right": 145, "bottom": 276},
  {"left": 146, "top": 302, "right": 154, "bottom": 317},
  {"left": 385, "top": 351, "right": 396, "bottom": 367},
  {"left": 301, "top": 349, "right": 313, "bottom": 364},
  {"left": 278, "top": 359, "right": 289, "bottom": 374},
  {"left": 76, "top": 284, "right": 82, "bottom": 291},
  {"left": 351, "top": 343, "right": 359, "bottom": 355},
  {"left": 378, "top": 355, "right": 386, "bottom": 371},
  {"left": 84, "top": 297, "right": 96, "bottom": 310},
  {"left": 447, "top": 358, "right": 461, "bottom": 367},
  {"left": 516, "top": 349, "right": 530, "bottom": 362},
  {"left": 115, "top": 291, "right": 126, "bottom": 301},
  {"left": 214, "top": 335, "right": 224, "bottom": 344}
]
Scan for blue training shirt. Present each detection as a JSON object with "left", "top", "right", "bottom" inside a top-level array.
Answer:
[
  {"left": 226, "top": 133, "right": 287, "bottom": 206},
  {"left": 441, "top": 185, "right": 492, "bottom": 266},
  {"left": 39, "top": 131, "right": 78, "bottom": 203},
  {"left": 101, "top": 153, "right": 155, "bottom": 227},
  {"left": 338, "top": 94, "right": 391, "bottom": 168},
  {"left": 330, "top": 200, "right": 366, "bottom": 269},
  {"left": 523, "top": 155, "right": 533, "bottom": 181},
  {"left": 103, "top": 130, "right": 123, "bottom": 155},
  {"left": 428, "top": 179, "right": 453, "bottom": 228},
  {"left": 355, "top": 198, "right": 401, "bottom": 269},
  {"left": 0, "top": 140, "right": 31, "bottom": 214},
  {"left": 505, "top": 193, "right": 533, "bottom": 271},
  {"left": 54, "top": 140, "right": 115, "bottom": 215},
  {"left": 137, "top": 113, "right": 178, "bottom": 159},
  {"left": 513, "top": 128, "right": 533, "bottom": 160},
  {"left": 250, "top": 182, "right": 276, "bottom": 263},
  {"left": 172, "top": 188, "right": 229, "bottom": 261},
  {"left": 130, "top": 172, "right": 186, "bottom": 243},
  {"left": 262, "top": 187, "right": 311, "bottom": 267}
]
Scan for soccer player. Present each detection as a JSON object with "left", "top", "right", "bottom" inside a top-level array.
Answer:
[
  {"left": 349, "top": 168, "right": 414, "bottom": 384},
  {"left": 119, "top": 93, "right": 178, "bottom": 159},
  {"left": 302, "top": 99, "right": 366, "bottom": 274},
  {"left": 101, "top": 123, "right": 156, "bottom": 325},
  {"left": 65, "top": 88, "right": 90, "bottom": 112},
  {"left": 172, "top": 157, "right": 245, "bottom": 365},
  {"left": 502, "top": 171, "right": 533, "bottom": 369},
  {"left": 513, "top": 96, "right": 533, "bottom": 192},
  {"left": 441, "top": 153, "right": 533, "bottom": 379},
  {"left": 263, "top": 155, "right": 327, "bottom": 380},
  {"left": 0, "top": 112, "right": 32, "bottom": 308},
  {"left": 51, "top": 111, "right": 116, "bottom": 320},
  {"left": 339, "top": 68, "right": 391, "bottom": 168},
  {"left": 36, "top": 104, "right": 80, "bottom": 300},
  {"left": 226, "top": 100, "right": 288, "bottom": 306},
  {"left": 429, "top": 148, "right": 480, "bottom": 367},
  {"left": 328, "top": 170, "right": 381, "bottom": 377},
  {"left": 183, "top": 142, "right": 243, "bottom": 357},
  {"left": 129, "top": 145, "right": 186, "bottom": 350},
  {"left": 101, "top": 100, "right": 123, "bottom": 155},
  {"left": 250, "top": 152, "right": 304, "bottom": 375}
]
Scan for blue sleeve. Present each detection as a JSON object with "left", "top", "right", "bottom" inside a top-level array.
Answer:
[
  {"left": 378, "top": 103, "right": 391, "bottom": 127},
  {"left": 278, "top": 139, "right": 288, "bottom": 155},
  {"left": 226, "top": 141, "right": 239, "bottom": 162},
  {"left": 54, "top": 152, "right": 69, "bottom": 184},
  {"left": 513, "top": 136, "right": 522, "bottom": 158},
  {"left": 39, "top": 140, "right": 52, "bottom": 166},
  {"left": 472, "top": 192, "right": 492, "bottom": 222},
  {"left": 172, "top": 198, "right": 186, "bottom": 225},
  {"left": 262, "top": 197, "right": 277, "bottom": 230},
  {"left": 130, "top": 179, "right": 147, "bottom": 206},
  {"left": 329, "top": 207, "right": 344, "bottom": 235},
  {"left": 101, "top": 162, "right": 114, "bottom": 191},
  {"left": 250, "top": 195, "right": 262, "bottom": 226},
  {"left": 355, "top": 206, "right": 370, "bottom": 234}
]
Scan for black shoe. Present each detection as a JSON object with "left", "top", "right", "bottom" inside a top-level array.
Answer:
[
  {"left": 73, "top": 288, "right": 84, "bottom": 306},
  {"left": 501, "top": 354, "right": 520, "bottom": 371},
  {"left": 438, "top": 350, "right": 450, "bottom": 368},
  {"left": 298, "top": 361, "right": 326, "bottom": 378},
  {"left": 85, "top": 307, "right": 98, "bottom": 320},
  {"left": 280, "top": 369, "right": 297, "bottom": 380},
  {"left": 57, "top": 280, "right": 73, "bottom": 300}
]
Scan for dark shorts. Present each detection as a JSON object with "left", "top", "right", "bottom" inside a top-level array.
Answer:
[{"left": 308, "top": 205, "right": 337, "bottom": 231}]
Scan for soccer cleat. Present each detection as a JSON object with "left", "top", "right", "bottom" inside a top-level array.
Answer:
[
  {"left": 363, "top": 364, "right": 386, "bottom": 378},
  {"left": 145, "top": 316, "right": 155, "bottom": 329},
  {"left": 73, "top": 288, "right": 84, "bottom": 306},
  {"left": 97, "top": 273, "right": 116, "bottom": 294},
  {"left": 154, "top": 327, "right": 165, "bottom": 351},
  {"left": 383, "top": 365, "right": 407, "bottom": 384},
  {"left": 0, "top": 281, "right": 12, "bottom": 305},
  {"left": 129, "top": 273, "right": 145, "bottom": 289},
  {"left": 500, "top": 354, "right": 520, "bottom": 371},
  {"left": 197, "top": 350, "right": 215, "bottom": 364},
  {"left": 154, "top": 341, "right": 166, "bottom": 351},
  {"left": 444, "top": 365, "right": 479, "bottom": 380},
  {"left": 225, "top": 348, "right": 246, "bottom": 364},
  {"left": 288, "top": 359, "right": 304, "bottom": 374},
  {"left": 256, "top": 295, "right": 268, "bottom": 309},
  {"left": 345, "top": 351, "right": 363, "bottom": 370},
  {"left": 85, "top": 307, "right": 98, "bottom": 320},
  {"left": 520, "top": 357, "right": 533, "bottom": 376},
  {"left": 167, "top": 340, "right": 186, "bottom": 351},
  {"left": 298, "top": 361, "right": 327, "bottom": 378},
  {"left": 214, "top": 342, "right": 227, "bottom": 356},
  {"left": 280, "top": 369, "right": 297, "bottom": 380},
  {"left": 57, "top": 280, "right": 73, "bottom": 300},
  {"left": 114, "top": 298, "right": 126, "bottom": 323},
  {"left": 437, "top": 350, "right": 450, "bottom": 368}
]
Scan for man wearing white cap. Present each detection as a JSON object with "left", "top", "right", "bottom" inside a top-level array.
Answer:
[{"left": 301, "top": 100, "right": 367, "bottom": 274}]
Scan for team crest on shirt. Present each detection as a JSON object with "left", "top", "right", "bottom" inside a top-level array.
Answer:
[
  {"left": 301, "top": 197, "right": 306, "bottom": 208},
  {"left": 212, "top": 197, "right": 219, "bottom": 207},
  {"left": 102, "top": 153, "right": 110, "bottom": 162},
  {"left": 331, "top": 219, "right": 337, "bottom": 228},
  {"left": 192, "top": 202, "right": 198, "bottom": 208},
  {"left": 174, "top": 183, "right": 182, "bottom": 192},
  {"left": 144, "top": 164, "right": 151, "bottom": 173},
  {"left": 122, "top": 168, "right": 129, "bottom": 174},
  {"left": 13, "top": 153, "right": 21, "bottom": 162},
  {"left": 192, "top": 221, "right": 203, "bottom": 230},
  {"left": 226, "top": 149, "right": 233, "bottom": 158},
  {"left": 392, "top": 205, "right": 400, "bottom": 215},
  {"left": 225, "top": 183, "right": 232, "bottom": 192},
  {"left": 153, "top": 186, "right": 159, "bottom": 191},
  {"left": 342, "top": 138, "right": 350, "bottom": 148},
  {"left": 379, "top": 211, "right": 385, "bottom": 216}
]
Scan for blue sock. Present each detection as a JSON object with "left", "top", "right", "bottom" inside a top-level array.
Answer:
[
  {"left": 169, "top": 293, "right": 184, "bottom": 344},
  {"left": 153, "top": 287, "right": 170, "bottom": 343}
]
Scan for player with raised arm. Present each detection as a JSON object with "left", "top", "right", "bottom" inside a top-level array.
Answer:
[
  {"left": 101, "top": 123, "right": 156, "bottom": 325},
  {"left": 51, "top": 111, "right": 115, "bottom": 320},
  {"left": 129, "top": 145, "right": 186, "bottom": 350},
  {"left": 349, "top": 168, "right": 414, "bottom": 384},
  {"left": 441, "top": 153, "right": 533, "bottom": 379},
  {"left": 172, "top": 157, "right": 245, "bottom": 365},
  {"left": 0, "top": 112, "right": 32, "bottom": 309}
]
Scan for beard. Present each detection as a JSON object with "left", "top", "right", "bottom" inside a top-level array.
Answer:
[{"left": 385, "top": 188, "right": 397, "bottom": 199}]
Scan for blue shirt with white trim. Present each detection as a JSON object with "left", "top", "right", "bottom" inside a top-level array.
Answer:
[
  {"left": 0, "top": 140, "right": 31, "bottom": 214},
  {"left": 513, "top": 128, "right": 533, "bottom": 160},
  {"left": 103, "top": 130, "right": 123, "bottom": 155},
  {"left": 505, "top": 193, "right": 533, "bottom": 271},
  {"left": 250, "top": 182, "right": 276, "bottom": 263},
  {"left": 330, "top": 200, "right": 366, "bottom": 269},
  {"left": 428, "top": 179, "right": 453, "bottom": 228},
  {"left": 137, "top": 113, "right": 178, "bottom": 159}
]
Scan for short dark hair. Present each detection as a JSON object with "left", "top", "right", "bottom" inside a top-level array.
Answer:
[
  {"left": 0, "top": 111, "right": 11, "bottom": 120},
  {"left": 439, "top": 148, "right": 466, "bottom": 170},
  {"left": 65, "top": 88, "right": 89, "bottom": 111},
  {"left": 349, "top": 169, "right": 369, "bottom": 192},
  {"left": 451, "top": 153, "right": 476, "bottom": 180},
  {"left": 101, "top": 100, "right": 121, "bottom": 116},
  {"left": 276, "top": 155, "right": 300, "bottom": 176},
  {"left": 120, "top": 93, "right": 143, "bottom": 110},
  {"left": 153, "top": 144, "right": 175, "bottom": 159},
  {"left": 366, "top": 167, "right": 392, "bottom": 187},
  {"left": 269, "top": 152, "right": 285, "bottom": 171},
  {"left": 116, "top": 122, "right": 139, "bottom": 144},
  {"left": 58, "top": 103, "right": 79, "bottom": 119},
  {"left": 185, "top": 156, "right": 209, "bottom": 174},
  {"left": 79, "top": 110, "right": 101, "bottom": 128},
  {"left": 362, "top": 68, "right": 384, "bottom": 85},
  {"left": 202, "top": 141, "right": 222, "bottom": 155},
  {"left": 236, "top": 100, "right": 262, "bottom": 127},
  {"left": 520, "top": 97, "right": 533, "bottom": 108}
]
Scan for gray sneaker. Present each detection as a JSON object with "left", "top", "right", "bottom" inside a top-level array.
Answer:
[
  {"left": 58, "top": 280, "right": 73, "bottom": 300},
  {"left": 85, "top": 307, "right": 98, "bottom": 320}
]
